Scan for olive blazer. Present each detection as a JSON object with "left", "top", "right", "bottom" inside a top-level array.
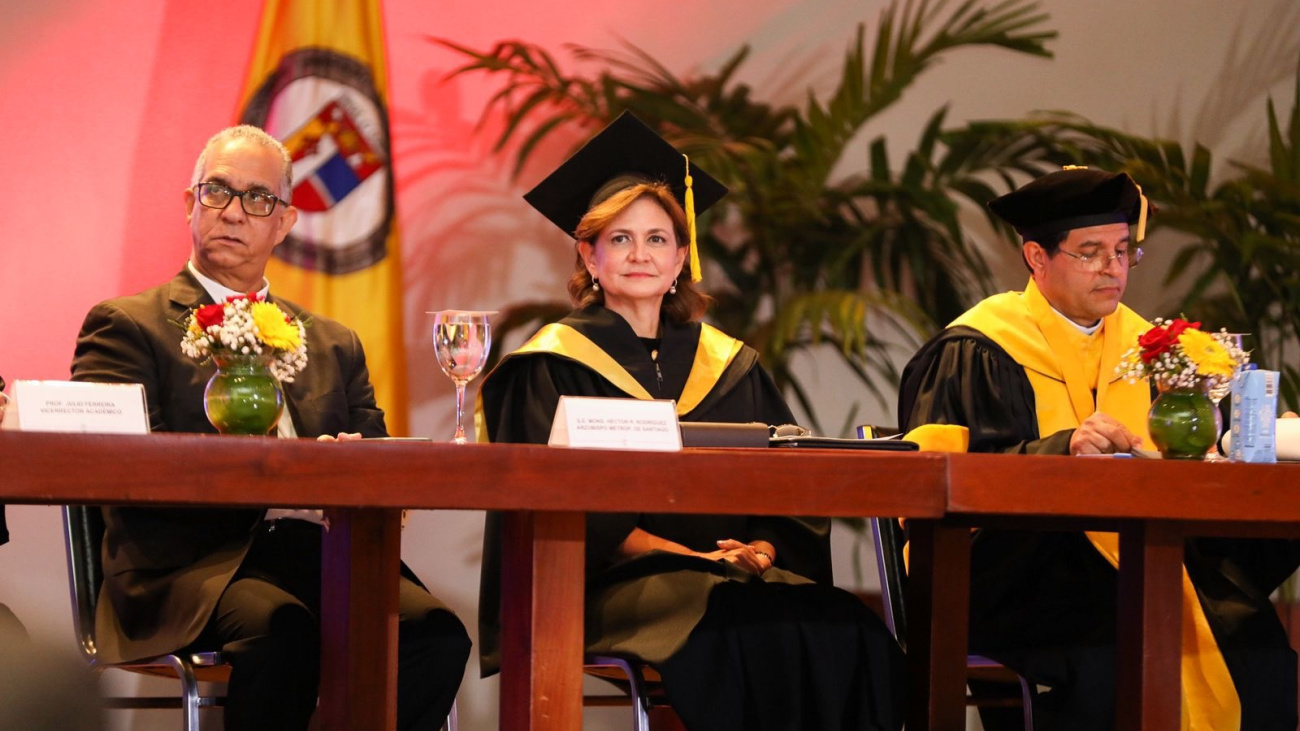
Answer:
[{"left": 71, "top": 268, "right": 385, "bottom": 664}]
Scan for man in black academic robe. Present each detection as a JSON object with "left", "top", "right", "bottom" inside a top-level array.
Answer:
[{"left": 898, "top": 168, "right": 1299, "bottom": 730}]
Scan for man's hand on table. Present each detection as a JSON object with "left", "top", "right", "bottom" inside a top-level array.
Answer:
[
  {"left": 317, "top": 432, "right": 363, "bottom": 442},
  {"left": 314, "top": 433, "right": 406, "bottom": 526},
  {"left": 1071, "top": 412, "right": 1143, "bottom": 455}
]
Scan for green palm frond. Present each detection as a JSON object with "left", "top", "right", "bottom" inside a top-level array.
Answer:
[
  {"left": 1265, "top": 58, "right": 1300, "bottom": 184},
  {"left": 792, "top": 0, "right": 1055, "bottom": 189},
  {"left": 758, "top": 289, "right": 930, "bottom": 421}
]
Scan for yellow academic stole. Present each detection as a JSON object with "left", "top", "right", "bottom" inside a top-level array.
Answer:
[{"left": 474, "top": 321, "right": 745, "bottom": 443}]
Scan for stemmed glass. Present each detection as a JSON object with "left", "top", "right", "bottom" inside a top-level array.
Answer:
[
  {"left": 431, "top": 310, "right": 495, "bottom": 444},
  {"left": 1206, "top": 333, "right": 1250, "bottom": 461}
]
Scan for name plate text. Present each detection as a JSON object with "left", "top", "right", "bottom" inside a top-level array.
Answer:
[{"left": 548, "top": 396, "right": 681, "bottom": 451}]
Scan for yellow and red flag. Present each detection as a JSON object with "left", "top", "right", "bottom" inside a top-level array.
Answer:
[{"left": 237, "top": 1, "right": 409, "bottom": 434}]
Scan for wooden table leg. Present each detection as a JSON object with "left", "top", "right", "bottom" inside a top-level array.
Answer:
[
  {"left": 499, "top": 510, "right": 585, "bottom": 731},
  {"left": 319, "top": 507, "right": 403, "bottom": 731},
  {"left": 1116, "top": 521, "right": 1183, "bottom": 731},
  {"left": 905, "top": 519, "right": 971, "bottom": 731}
]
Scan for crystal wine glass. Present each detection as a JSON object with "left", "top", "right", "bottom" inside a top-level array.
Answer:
[
  {"left": 431, "top": 310, "right": 495, "bottom": 444},
  {"left": 1206, "top": 332, "right": 1250, "bottom": 461}
]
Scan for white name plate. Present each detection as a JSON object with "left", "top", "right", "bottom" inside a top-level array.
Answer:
[
  {"left": 548, "top": 396, "right": 682, "bottom": 451},
  {"left": 9, "top": 380, "right": 149, "bottom": 435}
]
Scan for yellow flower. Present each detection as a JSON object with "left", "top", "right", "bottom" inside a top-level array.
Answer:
[
  {"left": 251, "top": 302, "right": 302, "bottom": 351},
  {"left": 1178, "top": 329, "right": 1235, "bottom": 378}
]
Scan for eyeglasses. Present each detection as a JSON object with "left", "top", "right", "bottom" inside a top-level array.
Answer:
[
  {"left": 1055, "top": 246, "right": 1143, "bottom": 273},
  {"left": 193, "top": 182, "right": 286, "bottom": 217}
]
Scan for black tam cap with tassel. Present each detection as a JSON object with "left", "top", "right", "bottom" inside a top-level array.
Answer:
[
  {"left": 988, "top": 166, "right": 1154, "bottom": 244},
  {"left": 523, "top": 111, "right": 728, "bottom": 282}
]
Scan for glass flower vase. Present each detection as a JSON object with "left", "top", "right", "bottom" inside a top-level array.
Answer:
[
  {"left": 1147, "top": 378, "right": 1221, "bottom": 460},
  {"left": 204, "top": 353, "right": 284, "bottom": 435}
]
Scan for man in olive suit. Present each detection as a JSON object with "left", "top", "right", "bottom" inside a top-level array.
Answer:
[{"left": 71, "top": 125, "right": 469, "bottom": 731}]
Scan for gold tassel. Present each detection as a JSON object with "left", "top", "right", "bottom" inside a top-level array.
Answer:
[
  {"left": 684, "top": 154, "right": 701, "bottom": 283},
  {"left": 1135, "top": 182, "right": 1149, "bottom": 243}
]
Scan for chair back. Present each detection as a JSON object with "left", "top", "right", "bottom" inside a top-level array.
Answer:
[
  {"left": 62, "top": 505, "right": 106, "bottom": 665},
  {"left": 869, "top": 516, "right": 908, "bottom": 651},
  {"left": 871, "top": 518, "right": 1038, "bottom": 729}
]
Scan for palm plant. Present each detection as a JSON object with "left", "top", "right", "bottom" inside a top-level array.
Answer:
[{"left": 436, "top": 0, "right": 1061, "bottom": 430}]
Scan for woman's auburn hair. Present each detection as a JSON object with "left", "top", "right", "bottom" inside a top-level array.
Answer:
[{"left": 566, "top": 182, "right": 713, "bottom": 324}]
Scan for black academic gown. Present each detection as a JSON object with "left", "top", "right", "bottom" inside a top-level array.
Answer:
[
  {"left": 900, "top": 325, "right": 1300, "bottom": 731},
  {"left": 479, "top": 305, "right": 904, "bottom": 731}
]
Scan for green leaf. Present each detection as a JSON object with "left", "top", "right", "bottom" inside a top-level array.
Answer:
[
  {"left": 513, "top": 115, "right": 573, "bottom": 178},
  {"left": 1189, "top": 143, "right": 1212, "bottom": 198}
]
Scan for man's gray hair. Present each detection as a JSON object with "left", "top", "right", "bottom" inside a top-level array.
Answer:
[{"left": 190, "top": 125, "right": 294, "bottom": 201}]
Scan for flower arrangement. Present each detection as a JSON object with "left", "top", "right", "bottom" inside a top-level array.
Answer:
[
  {"left": 1116, "top": 317, "right": 1245, "bottom": 391},
  {"left": 180, "top": 294, "right": 308, "bottom": 382}
]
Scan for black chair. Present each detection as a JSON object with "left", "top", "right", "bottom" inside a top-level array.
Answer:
[
  {"left": 870, "top": 516, "right": 1037, "bottom": 730},
  {"left": 584, "top": 654, "right": 677, "bottom": 730},
  {"left": 64, "top": 505, "right": 461, "bottom": 731},
  {"left": 62, "top": 505, "right": 228, "bottom": 730}
]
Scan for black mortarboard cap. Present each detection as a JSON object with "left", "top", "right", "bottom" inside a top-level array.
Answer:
[
  {"left": 988, "top": 167, "right": 1152, "bottom": 243},
  {"left": 523, "top": 112, "right": 728, "bottom": 281}
]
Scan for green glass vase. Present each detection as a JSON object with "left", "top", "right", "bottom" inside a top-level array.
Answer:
[
  {"left": 1147, "top": 379, "right": 1220, "bottom": 460},
  {"left": 204, "top": 353, "right": 284, "bottom": 436}
]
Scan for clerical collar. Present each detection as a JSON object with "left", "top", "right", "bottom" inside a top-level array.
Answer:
[
  {"left": 1048, "top": 302, "right": 1102, "bottom": 336},
  {"left": 188, "top": 260, "right": 270, "bottom": 304}
]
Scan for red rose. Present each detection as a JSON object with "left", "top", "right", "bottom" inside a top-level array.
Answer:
[
  {"left": 195, "top": 303, "right": 225, "bottom": 330},
  {"left": 1137, "top": 318, "right": 1201, "bottom": 363},
  {"left": 1138, "top": 325, "right": 1172, "bottom": 363},
  {"left": 1164, "top": 318, "right": 1199, "bottom": 340},
  {"left": 225, "top": 293, "right": 262, "bottom": 304}
]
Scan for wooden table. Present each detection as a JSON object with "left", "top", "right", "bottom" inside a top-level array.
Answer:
[
  {"left": 14, "top": 432, "right": 1285, "bottom": 729},
  {"left": 928, "top": 452, "right": 1300, "bottom": 731},
  {"left": 0, "top": 431, "right": 949, "bottom": 731}
]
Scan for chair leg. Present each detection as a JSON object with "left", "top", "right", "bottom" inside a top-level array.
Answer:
[
  {"left": 586, "top": 655, "right": 652, "bottom": 731},
  {"left": 160, "top": 654, "right": 202, "bottom": 731},
  {"left": 622, "top": 663, "right": 651, "bottom": 731},
  {"left": 443, "top": 697, "right": 459, "bottom": 731},
  {"left": 608, "top": 657, "right": 651, "bottom": 731},
  {"left": 1018, "top": 675, "right": 1036, "bottom": 731}
]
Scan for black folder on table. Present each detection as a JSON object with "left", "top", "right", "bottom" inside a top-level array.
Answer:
[
  {"left": 768, "top": 435, "right": 919, "bottom": 451},
  {"left": 679, "top": 422, "right": 918, "bottom": 451}
]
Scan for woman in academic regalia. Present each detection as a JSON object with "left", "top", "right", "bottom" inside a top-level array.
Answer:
[{"left": 476, "top": 112, "right": 904, "bottom": 731}]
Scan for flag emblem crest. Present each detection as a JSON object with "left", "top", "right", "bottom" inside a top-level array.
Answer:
[
  {"left": 284, "top": 99, "right": 384, "bottom": 213},
  {"left": 241, "top": 48, "right": 393, "bottom": 275}
]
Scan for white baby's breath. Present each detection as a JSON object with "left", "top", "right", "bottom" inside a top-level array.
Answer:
[{"left": 179, "top": 295, "right": 308, "bottom": 382}]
